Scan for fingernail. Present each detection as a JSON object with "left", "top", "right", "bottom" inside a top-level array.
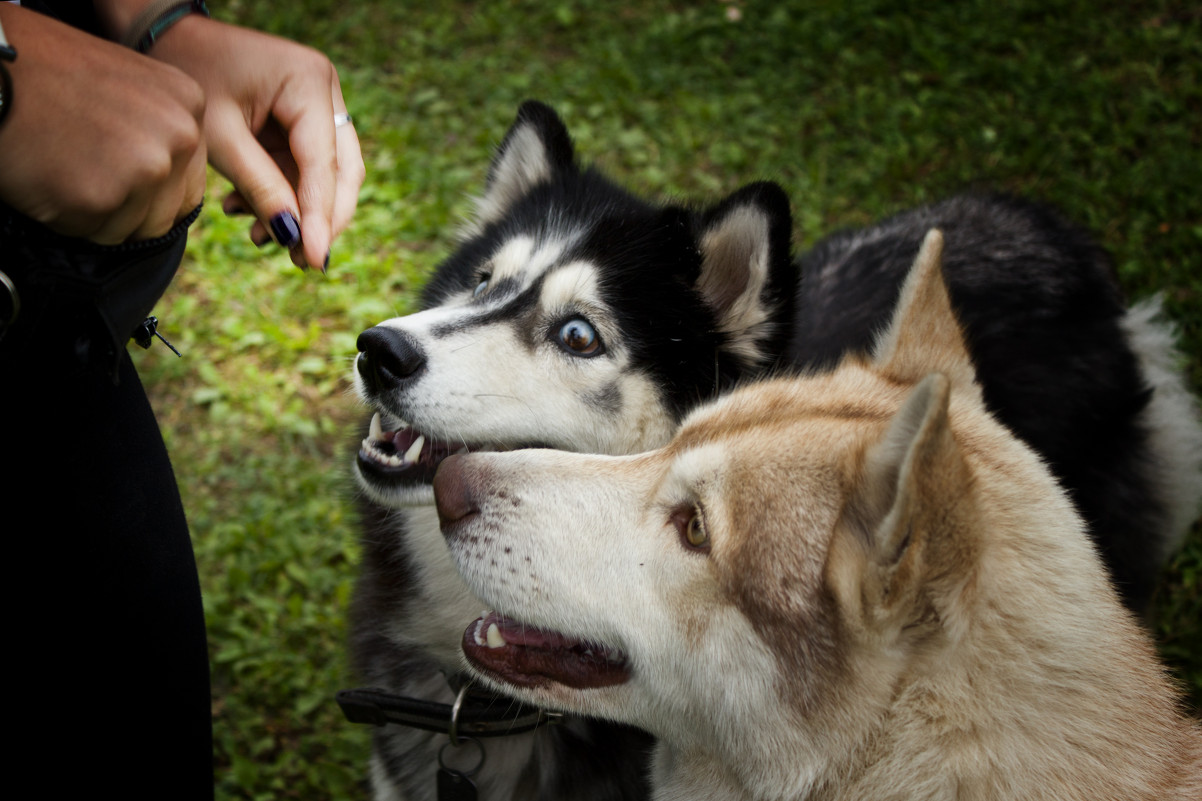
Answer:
[
  {"left": 269, "top": 212, "right": 301, "bottom": 249},
  {"left": 321, "top": 251, "right": 330, "bottom": 274},
  {"left": 252, "top": 230, "right": 273, "bottom": 248}
]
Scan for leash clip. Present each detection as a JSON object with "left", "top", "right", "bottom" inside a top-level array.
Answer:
[{"left": 132, "top": 315, "right": 182, "bottom": 356}]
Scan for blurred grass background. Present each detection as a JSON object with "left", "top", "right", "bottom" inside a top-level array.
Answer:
[{"left": 129, "top": 1, "right": 1199, "bottom": 798}]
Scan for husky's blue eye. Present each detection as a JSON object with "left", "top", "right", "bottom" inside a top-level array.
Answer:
[
  {"left": 473, "top": 277, "right": 490, "bottom": 297},
  {"left": 557, "top": 318, "right": 602, "bottom": 356}
]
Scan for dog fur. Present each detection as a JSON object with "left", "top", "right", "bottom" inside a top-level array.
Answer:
[
  {"left": 436, "top": 231, "right": 1202, "bottom": 801},
  {"left": 347, "top": 101, "right": 1202, "bottom": 799}
]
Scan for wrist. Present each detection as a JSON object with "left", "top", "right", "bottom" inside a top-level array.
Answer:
[{"left": 96, "top": 0, "right": 210, "bottom": 52}]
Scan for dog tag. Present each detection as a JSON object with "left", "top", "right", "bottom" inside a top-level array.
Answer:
[{"left": 436, "top": 767, "right": 478, "bottom": 801}]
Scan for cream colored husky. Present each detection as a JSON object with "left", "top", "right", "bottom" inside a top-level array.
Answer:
[{"left": 433, "top": 231, "right": 1202, "bottom": 801}]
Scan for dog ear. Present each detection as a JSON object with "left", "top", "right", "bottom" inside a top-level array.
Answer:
[
  {"left": 696, "top": 181, "right": 797, "bottom": 368},
  {"left": 871, "top": 230, "right": 979, "bottom": 397},
  {"left": 471, "top": 101, "right": 577, "bottom": 231},
  {"left": 828, "top": 372, "right": 975, "bottom": 636}
]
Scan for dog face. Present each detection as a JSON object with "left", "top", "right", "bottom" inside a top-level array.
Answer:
[
  {"left": 352, "top": 102, "right": 797, "bottom": 508},
  {"left": 433, "top": 384, "right": 865, "bottom": 737},
  {"left": 434, "top": 232, "right": 1093, "bottom": 794}
]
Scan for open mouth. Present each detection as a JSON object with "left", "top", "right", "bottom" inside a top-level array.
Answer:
[
  {"left": 463, "top": 612, "right": 630, "bottom": 689},
  {"left": 357, "top": 412, "right": 554, "bottom": 490},
  {"left": 357, "top": 412, "right": 474, "bottom": 487}
]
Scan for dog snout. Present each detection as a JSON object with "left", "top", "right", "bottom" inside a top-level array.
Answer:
[
  {"left": 356, "top": 326, "right": 427, "bottom": 392},
  {"left": 433, "top": 454, "right": 481, "bottom": 535}
]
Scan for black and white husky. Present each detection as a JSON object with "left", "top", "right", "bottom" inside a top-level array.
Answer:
[{"left": 347, "top": 101, "right": 1202, "bottom": 800}]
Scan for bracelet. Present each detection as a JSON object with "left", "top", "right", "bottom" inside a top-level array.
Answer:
[
  {"left": 121, "top": 0, "right": 210, "bottom": 54},
  {"left": 0, "top": 14, "right": 15, "bottom": 130},
  {"left": 0, "top": 13, "right": 17, "bottom": 62}
]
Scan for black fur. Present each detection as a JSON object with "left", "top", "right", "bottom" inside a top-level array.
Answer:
[{"left": 791, "top": 194, "right": 1161, "bottom": 608}]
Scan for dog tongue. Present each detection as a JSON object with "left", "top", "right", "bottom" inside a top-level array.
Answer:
[{"left": 462, "top": 612, "right": 630, "bottom": 690}]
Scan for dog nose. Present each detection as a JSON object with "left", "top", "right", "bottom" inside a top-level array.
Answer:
[
  {"left": 433, "top": 454, "right": 479, "bottom": 534},
  {"left": 356, "top": 326, "right": 427, "bottom": 392}
]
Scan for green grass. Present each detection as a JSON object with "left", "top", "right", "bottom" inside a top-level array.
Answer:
[{"left": 132, "top": 2, "right": 1199, "bottom": 798}]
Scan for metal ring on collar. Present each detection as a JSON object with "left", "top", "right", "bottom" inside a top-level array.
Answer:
[{"left": 448, "top": 681, "right": 471, "bottom": 746}]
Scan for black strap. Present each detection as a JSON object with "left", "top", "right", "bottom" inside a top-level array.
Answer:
[{"left": 336, "top": 685, "right": 561, "bottom": 738}]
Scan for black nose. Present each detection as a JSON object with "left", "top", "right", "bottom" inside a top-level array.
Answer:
[{"left": 356, "top": 326, "right": 427, "bottom": 392}]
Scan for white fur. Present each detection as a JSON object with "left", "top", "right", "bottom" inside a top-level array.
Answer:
[
  {"left": 442, "top": 238, "right": 1202, "bottom": 800},
  {"left": 1121, "top": 295, "right": 1202, "bottom": 555},
  {"left": 470, "top": 125, "right": 553, "bottom": 232}
]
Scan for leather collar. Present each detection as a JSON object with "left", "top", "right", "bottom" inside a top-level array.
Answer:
[{"left": 336, "top": 680, "right": 561, "bottom": 741}]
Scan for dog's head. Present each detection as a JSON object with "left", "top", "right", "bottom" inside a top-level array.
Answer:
[
  {"left": 352, "top": 101, "right": 797, "bottom": 507},
  {"left": 434, "top": 232, "right": 1092, "bottom": 794}
]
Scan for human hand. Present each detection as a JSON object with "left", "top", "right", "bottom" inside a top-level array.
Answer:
[
  {"left": 148, "top": 16, "right": 365, "bottom": 271},
  {"left": 0, "top": 4, "right": 207, "bottom": 244}
]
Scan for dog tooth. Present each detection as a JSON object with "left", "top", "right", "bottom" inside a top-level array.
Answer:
[
  {"left": 403, "top": 435, "right": 425, "bottom": 464},
  {"left": 486, "top": 622, "right": 507, "bottom": 649},
  {"left": 369, "top": 412, "right": 384, "bottom": 441}
]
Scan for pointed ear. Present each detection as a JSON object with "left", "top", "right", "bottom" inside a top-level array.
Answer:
[
  {"left": 470, "top": 101, "right": 577, "bottom": 231},
  {"left": 872, "top": 230, "right": 978, "bottom": 394},
  {"left": 696, "top": 181, "right": 796, "bottom": 367},
  {"left": 828, "top": 373, "right": 975, "bottom": 635}
]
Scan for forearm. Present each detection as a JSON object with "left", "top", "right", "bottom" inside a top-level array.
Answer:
[{"left": 93, "top": 0, "right": 210, "bottom": 52}]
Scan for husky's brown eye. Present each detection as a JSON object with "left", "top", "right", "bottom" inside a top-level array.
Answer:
[
  {"left": 557, "top": 318, "right": 602, "bottom": 356},
  {"left": 671, "top": 505, "right": 710, "bottom": 553}
]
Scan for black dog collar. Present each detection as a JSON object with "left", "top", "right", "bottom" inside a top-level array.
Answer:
[{"left": 336, "top": 681, "right": 561, "bottom": 742}]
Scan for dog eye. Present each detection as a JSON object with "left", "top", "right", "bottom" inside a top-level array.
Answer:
[
  {"left": 671, "top": 505, "right": 711, "bottom": 553},
  {"left": 557, "top": 318, "right": 602, "bottom": 356},
  {"left": 473, "top": 274, "right": 491, "bottom": 297}
]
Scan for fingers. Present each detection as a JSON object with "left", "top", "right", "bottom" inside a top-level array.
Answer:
[
  {"left": 145, "top": 17, "right": 364, "bottom": 270},
  {"left": 330, "top": 73, "right": 366, "bottom": 240},
  {"left": 204, "top": 101, "right": 309, "bottom": 256},
  {"left": 129, "top": 127, "right": 209, "bottom": 241},
  {"left": 217, "top": 87, "right": 363, "bottom": 271},
  {"left": 0, "top": 5, "right": 208, "bottom": 245},
  {"left": 89, "top": 145, "right": 202, "bottom": 244},
  {"left": 205, "top": 60, "right": 345, "bottom": 271},
  {"left": 271, "top": 52, "right": 340, "bottom": 270}
]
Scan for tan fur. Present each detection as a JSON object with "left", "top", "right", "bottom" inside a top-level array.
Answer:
[{"left": 444, "top": 230, "right": 1202, "bottom": 800}]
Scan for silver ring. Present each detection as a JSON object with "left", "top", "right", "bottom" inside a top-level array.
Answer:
[
  {"left": 448, "top": 681, "right": 470, "bottom": 746},
  {"left": 334, "top": 112, "right": 353, "bottom": 128}
]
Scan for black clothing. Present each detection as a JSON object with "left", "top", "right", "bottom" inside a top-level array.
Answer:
[{"left": 1, "top": 200, "right": 213, "bottom": 799}]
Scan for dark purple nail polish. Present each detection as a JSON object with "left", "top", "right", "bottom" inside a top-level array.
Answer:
[
  {"left": 252, "top": 230, "right": 273, "bottom": 248},
  {"left": 269, "top": 212, "right": 301, "bottom": 249},
  {"left": 322, "top": 251, "right": 330, "bottom": 273}
]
